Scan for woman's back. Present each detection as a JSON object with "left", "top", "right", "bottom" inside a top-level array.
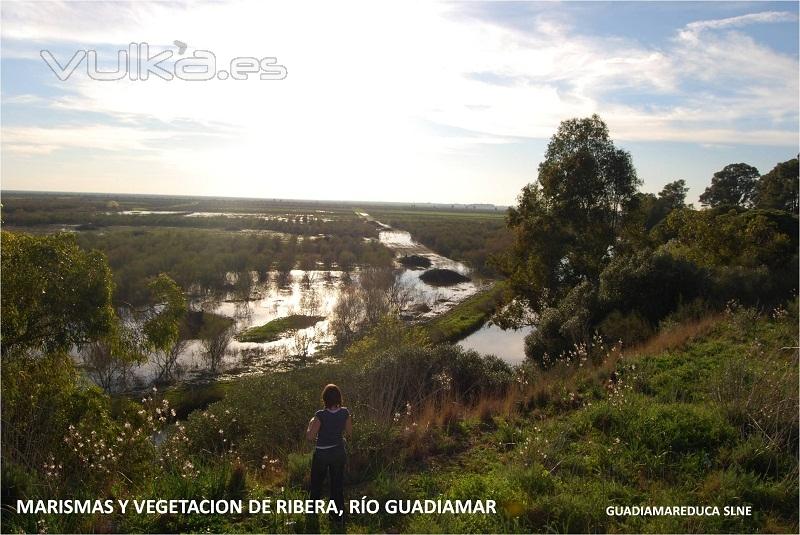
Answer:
[{"left": 314, "top": 406, "right": 350, "bottom": 448}]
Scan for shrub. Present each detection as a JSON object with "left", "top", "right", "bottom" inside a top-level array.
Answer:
[
  {"left": 525, "top": 281, "right": 597, "bottom": 364},
  {"left": 598, "top": 248, "right": 707, "bottom": 324},
  {"left": 357, "top": 344, "right": 513, "bottom": 419},
  {"left": 599, "top": 310, "right": 653, "bottom": 345}
]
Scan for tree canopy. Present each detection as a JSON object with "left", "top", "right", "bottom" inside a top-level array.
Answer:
[
  {"left": 658, "top": 179, "right": 689, "bottom": 210},
  {"left": 755, "top": 157, "right": 799, "bottom": 214},
  {"left": 1, "top": 232, "right": 116, "bottom": 357},
  {"left": 699, "top": 163, "right": 759, "bottom": 208},
  {"left": 501, "top": 115, "right": 640, "bottom": 310}
]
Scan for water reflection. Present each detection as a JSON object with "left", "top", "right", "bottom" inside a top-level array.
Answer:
[{"left": 457, "top": 323, "right": 531, "bottom": 366}]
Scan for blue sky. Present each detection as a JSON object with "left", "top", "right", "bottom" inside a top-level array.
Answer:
[{"left": 1, "top": 1, "right": 798, "bottom": 205}]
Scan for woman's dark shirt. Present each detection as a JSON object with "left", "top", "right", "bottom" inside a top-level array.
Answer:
[{"left": 315, "top": 407, "right": 349, "bottom": 449}]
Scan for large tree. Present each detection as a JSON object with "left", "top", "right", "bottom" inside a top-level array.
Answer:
[
  {"left": 755, "top": 157, "right": 799, "bottom": 214},
  {"left": 501, "top": 115, "right": 640, "bottom": 313},
  {"left": 699, "top": 163, "right": 759, "bottom": 208},
  {"left": 1, "top": 232, "right": 116, "bottom": 357}
]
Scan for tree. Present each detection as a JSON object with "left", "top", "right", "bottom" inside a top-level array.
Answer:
[
  {"left": 658, "top": 179, "right": 689, "bottom": 210},
  {"left": 79, "top": 309, "right": 151, "bottom": 392},
  {"left": 143, "top": 274, "right": 187, "bottom": 351},
  {"left": 282, "top": 327, "right": 320, "bottom": 367},
  {"left": 699, "top": 163, "right": 759, "bottom": 208},
  {"left": 330, "top": 284, "right": 363, "bottom": 346},
  {"left": 201, "top": 323, "right": 234, "bottom": 374},
  {"left": 142, "top": 273, "right": 188, "bottom": 383},
  {"left": 755, "top": 157, "right": 799, "bottom": 214},
  {"left": 1, "top": 231, "right": 116, "bottom": 357},
  {"left": 501, "top": 115, "right": 640, "bottom": 312}
]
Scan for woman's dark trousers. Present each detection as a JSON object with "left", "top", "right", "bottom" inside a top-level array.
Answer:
[{"left": 309, "top": 445, "right": 346, "bottom": 525}]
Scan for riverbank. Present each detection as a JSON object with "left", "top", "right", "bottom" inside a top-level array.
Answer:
[{"left": 425, "top": 281, "right": 508, "bottom": 343}]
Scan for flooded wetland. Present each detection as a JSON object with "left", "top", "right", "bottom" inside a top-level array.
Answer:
[{"left": 2, "top": 193, "right": 524, "bottom": 391}]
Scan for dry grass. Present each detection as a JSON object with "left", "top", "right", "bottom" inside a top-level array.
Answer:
[{"left": 626, "top": 314, "right": 721, "bottom": 359}]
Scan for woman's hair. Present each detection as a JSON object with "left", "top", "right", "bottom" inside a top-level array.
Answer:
[{"left": 321, "top": 384, "right": 343, "bottom": 408}]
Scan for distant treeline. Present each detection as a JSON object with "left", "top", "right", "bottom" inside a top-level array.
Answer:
[
  {"left": 1, "top": 194, "right": 377, "bottom": 238},
  {"left": 76, "top": 228, "right": 393, "bottom": 305}
]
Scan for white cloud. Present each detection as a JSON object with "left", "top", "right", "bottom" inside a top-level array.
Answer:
[
  {"left": 679, "top": 10, "right": 797, "bottom": 40},
  {"left": 1, "top": 2, "right": 797, "bottom": 202}
]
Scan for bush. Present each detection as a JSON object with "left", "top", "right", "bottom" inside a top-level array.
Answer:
[
  {"left": 599, "top": 249, "right": 707, "bottom": 324},
  {"left": 524, "top": 281, "right": 597, "bottom": 364},
  {"left": 357, "top": 344, "right": 513, "bottom": 418},
  {"left": 599, "top": 310, "right": 653, "bottom": 345}
]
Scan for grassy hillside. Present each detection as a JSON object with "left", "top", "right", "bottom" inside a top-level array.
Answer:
[
  {"left": 122, "top": 305, "right": 796, "bottom": 533},
  {"left": 5, "top": 304, "right": 796, "bottom": 534},
  {"left": 362, "top": 310, "right": 798, "bottom": 533}
]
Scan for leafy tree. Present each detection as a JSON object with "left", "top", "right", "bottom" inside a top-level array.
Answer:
[
  {"left": 142, "top": 273, "right": 188, "bottom": 382},
  {"left": 657, "top": 208, "right": 797, "bottom": 270},
  {"left": 755, "top": 157, "right": 799, "bottom": 214},
  {"left": 502, "top": 115, "right": 640, "bottom": 312},
  {"left": 620, "top": 180, "right": 689, "bottom": 241},
  {"left": 658, "top": 179, "right": 689, "bottom": 210},
  {"left": 142, "top": 273, "right": 187, "bottom": 354},
  {"left": 699, "top": 163, "right": 759, "bottom": 208},
  {"left": 1, "top": 232, "right": 116, "bottom": 357}
]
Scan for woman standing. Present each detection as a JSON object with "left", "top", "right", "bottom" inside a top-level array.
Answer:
[{"left": 306, "top": 383, "right": 352, "bottom": 528}]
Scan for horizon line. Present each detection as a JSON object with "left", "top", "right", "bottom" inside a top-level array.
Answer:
[{"left": 0, "top": 189, "right": 511, "bottom": 210}]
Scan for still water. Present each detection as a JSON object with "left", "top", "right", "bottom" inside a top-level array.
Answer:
[{"left": 457, "top": 323, "right": 531, "bottom": 366}]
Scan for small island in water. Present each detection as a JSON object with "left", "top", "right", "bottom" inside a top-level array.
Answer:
[
  {"left": 419, "top": 268, "right": 471, "bottom": 286},
  {"left": 398, "top": 254, "right": 433, "bottom": 269}
]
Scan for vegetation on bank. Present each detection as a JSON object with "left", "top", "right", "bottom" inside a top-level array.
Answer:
[
  {"left": 385, "top": 309, "right": 797, "bottom": 533},
  {"left": 3, "top": 303, "right": 796, "bottom": 533},
  {"left": 495, "top": 115, "right": 798, "bottom": 364},
  {"left": 236, "top": 314, "right": 326, "bottom": 343},
  {"left": 425, "top": 282, "right": 509, "bottom": 343}
]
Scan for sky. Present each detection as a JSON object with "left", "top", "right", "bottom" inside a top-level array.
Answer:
[{"left": 1, "top": 1, "right": 798, "bottom": 206}]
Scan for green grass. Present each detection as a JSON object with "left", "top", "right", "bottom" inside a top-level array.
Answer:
[
  {"left": 425, "top": 282, "right": 508, "bottom": 342},
  {"left": 235, "top": 314, "right": 325, "bottom": 343},
  {"left": 360, "top": 310, "right": 798, "bottom": 533}
]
